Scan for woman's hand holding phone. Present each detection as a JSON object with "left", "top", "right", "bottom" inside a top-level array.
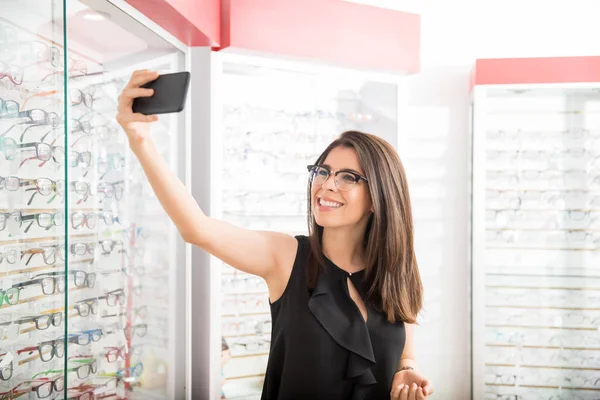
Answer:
[{"left": 116, "top": 69, "right": 160, "bottom": 151}]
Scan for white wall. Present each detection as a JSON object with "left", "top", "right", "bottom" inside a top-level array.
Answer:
[
  {"left": 348, "top": 0, "right": 600, "bottom": 66},
  {"left": 349, "top": 0, "right": 600, "bottom": 398},
  {"left": 420, "top": 0, "right": 600, "bottom": 66},
  {"left": 398, "top": 67, "right": 472, "bottom": 399}
]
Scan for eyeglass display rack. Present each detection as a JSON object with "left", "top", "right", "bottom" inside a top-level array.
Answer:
[
  {"left": 470, "top": 58, "right": 600, "bottom": 400},
  {"left": 1, "top": 2, "right": 186, "bottom": 399},
  {"left": 214, "top": 55, "right": 400, "bottom": 399}
]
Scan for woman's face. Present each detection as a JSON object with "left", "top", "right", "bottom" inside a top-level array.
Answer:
[{"left": 311, "top": 146, "right": 372, "bottom": 229}]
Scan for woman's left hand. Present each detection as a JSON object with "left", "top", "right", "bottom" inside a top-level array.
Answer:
[{"left": 390, "top": 369, "right": 434, "bottom": 400}]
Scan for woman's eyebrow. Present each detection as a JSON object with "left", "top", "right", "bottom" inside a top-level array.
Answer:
[{"left": 321, "top": 164, "right": 364, "bottom": 175}]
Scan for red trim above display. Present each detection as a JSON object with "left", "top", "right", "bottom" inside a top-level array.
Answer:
[
  {"left": 218, "top": 0, "right": 420, "bottom": 73},
  {"left": 471, "top": 57, "right": 600, "bottom": 89},
  {"left": 126, "top": 0, "right": 420, "bottom": 72},
  {"left": 126, "top": 0, "right": 220, "bottom": 46}
]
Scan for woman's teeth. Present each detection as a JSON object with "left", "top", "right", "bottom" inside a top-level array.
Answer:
[{"left": 319, "top": 199, "right": 343, "bottom": 208}]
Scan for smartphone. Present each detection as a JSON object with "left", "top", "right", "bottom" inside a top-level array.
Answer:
[{"left": 132, "top": 71, "right": 191, "bottom": 115}]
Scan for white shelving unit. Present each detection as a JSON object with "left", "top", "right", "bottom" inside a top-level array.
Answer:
[{"left": 471, "top": 81, "right": 600, "bottom": 400}]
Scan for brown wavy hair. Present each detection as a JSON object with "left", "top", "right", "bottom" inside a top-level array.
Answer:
[{"left": 306, "top": 130, "right": 423, "bottom": 324}]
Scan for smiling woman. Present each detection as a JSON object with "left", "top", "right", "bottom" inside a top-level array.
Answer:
[
  {"left": 306, "top": 131, "right": 422, "bottom": 325},
  {"left": 116, "top": 71, "right": 432, "bottom": 399}
]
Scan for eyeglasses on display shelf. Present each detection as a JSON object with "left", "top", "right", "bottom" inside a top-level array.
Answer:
[
  {"left": 471, "top": 65, "right": 600, "bottom": 400},
  {"left": 1, "top": 1, "right": 186, "bottom": 399}
]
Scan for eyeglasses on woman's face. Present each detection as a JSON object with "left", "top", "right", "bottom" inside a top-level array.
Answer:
[{"left": 307, "top": 164, "right": 368, "bottom": 192}]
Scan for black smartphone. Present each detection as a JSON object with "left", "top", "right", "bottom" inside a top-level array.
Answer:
[{"left": 132, "top": 71, "right": 191, "bottom": 115}]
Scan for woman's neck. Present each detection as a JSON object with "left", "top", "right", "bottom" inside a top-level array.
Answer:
[{"left": 321, "top": 227, "right": 366, "bottom": 273}]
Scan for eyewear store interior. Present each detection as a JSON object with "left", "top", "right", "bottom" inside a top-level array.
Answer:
[{"left": 1, "top": 1, "right": 600, "bottom": 400}]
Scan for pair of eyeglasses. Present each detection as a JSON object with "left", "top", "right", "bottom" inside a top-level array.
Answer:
[
  {"left": 70, "top": 242, "right": 98, "bottom": 257},
  {"left": 99, "top": 362, "right": 144, "bottom": 383},
  {"left": 99, "top": 239, "right": 123, "bottom": 255},
  {"left": 36, "top": 359, "right": 98, "bottom": 381},
  {"left": 21, "top": 244, "right": 65, "bottom": 265},
  {"left": 307, "top": 164, "right": 368, "bottom": 191},
  {"left": 71, "top": 211, "right": 97, "bottom": 230},
  {"left": 0, "top": 60, "right": 23, "bottom": 85},
  {"left": 70, "top": 120, "right": 115, "bottom": 148},
  {"left": 19, "top": 87, "right": 93, "bottom": 112},
  {"left": 1, "top": 109, "right": 59, "bottom": 141},
  {"left": 68, "top": 359, "right": 98, "bottom": 379},
  {"left": 96, "top": 153, "right": 125, "bottom": 179},
  {"left": 0, "top": 248, "right": 18, "bottom": 265},
  {"left": 0, "top": 359, "right": 12, "bottom": 381},
  {"left": 4, "top": 311, "right": 62, "bottom": 331},
  {"left": 101, "top": 304, "right": 147, "bottom": 320},
  {"left": 65, "top": 389, "right": 96, "bottom": 400},
  {"left": 35, "top": 269, "right": 96, "bottom": 289},
  {"left": 20, "top": 111, "right": 61, "bottom": 142},
  {"left": 123, "top": 226, "right": 149, "bottom": 240},
  {"left": 124, "top": 323, "right": 148, "bottom": 340},
  {"left": 67, "top": 329, "right": 102, "bottom": 346},
  {"left": 12, "top": 275, "right": 65, "bottom": 295},
  {"left": 0, "top": 98, "right": 18, "bottom": 115},
  {"left": 74, "top": 298, "right": 99, "bottom": 317},
  {"left": 72, "top": 211, "right": 119, "bottom": 230},
  {"left": 47, "top": 149, "right": 91, "bottom": 169},
  {"left": 1, "top": 177, "right": 63, "bottom": 205},
  {"left": 70, "top": 181, "right": 94, "bottom": 204},
  {"left": 99, "top": 289, "right": 125, "bottom": 307},
  {"left": 70, "top": 118, "right": 92, "bottom": 134},
  {"left": 0, "top": 211, "right": 21, "bottom": 231},
  {"left": 97, "top": 182, "right": 124, "bottom": 201},
  {"left": 18, "top": 40, "right": 61, "bottom": 68},
  {"left": 0, "top": 379, "right": 64, "bottom": 400},
  {"left": 21, "top": 210, "right": 64, "bottom": 233},
  {"left": 18, "top": 141, "right": 65, "bottom": 168},
  {"left": 39, "top": 54, "right": 88, "bottom": 83},
  {"left": 0, "top": 137, "right": 16, "bottom": 160},
  {"left": 17, "top": 339, "right": 64, "bottom": 362},
  {"left": 104, "top": 346, "right": 127, "bottom": 363},
  {"left": 86, "top": 377, "right": 122, "bottom": 393},
  {"left": 0, "top": 288, "right": 19, "bottom": 307},
  {"left": 28, "top": 376, "right": 65, "bottom": 399}
]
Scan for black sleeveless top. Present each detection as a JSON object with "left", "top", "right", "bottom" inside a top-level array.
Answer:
[{"left": 262, "top": 235, "right": 406, "bottom": 400}]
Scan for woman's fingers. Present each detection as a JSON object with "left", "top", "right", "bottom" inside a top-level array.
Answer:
[
  {"left": 399, "top": 384, "right": 410, "bottom": 400},
  {"left": 123, "top": 87, "right": 154, "bottom": 99},
  {"left": 130, "top": 113, "right": 158, "bottom": 123},
  {"left": 116, "top": 111, "right": 157, "bottom": 127},
  {"left": 127, "top": 70, "right": 159, "bottom": 89},
  {"left": 391, "top": 384, "right": 404, "bottom": 400},
  {"left": 416, "top": 387, "right": 426, "bottom": 400},
  {"left": 421, "top": 379, "right": 434, "bottom": 396},
  {"left": 117, "top": 88, "right": 154, "bottom": 113},
  {"left": 408, "top": 383, "right": 419, "bottom": 400}
]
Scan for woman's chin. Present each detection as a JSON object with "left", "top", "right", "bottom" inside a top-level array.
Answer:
[{"left": 314, "top": 215, "right": 343, "bottom": 228}]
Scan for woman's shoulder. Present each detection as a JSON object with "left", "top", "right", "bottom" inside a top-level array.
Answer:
[
  {"left": 268, "top": 234, "right": 310, "bottom": 304},
  {"left": 274, "top": 234, "right": 310, "bottom": 267}
]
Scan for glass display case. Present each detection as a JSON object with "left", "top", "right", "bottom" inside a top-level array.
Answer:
[
  {"left": 470, "top": 83, "right": 600, "bottom": 400},
  {"left": 213, "top": 55, "right": 401, "bottom": 399},
  {"left": 0, "top": 1, "right": 186, "bottom": 399}
]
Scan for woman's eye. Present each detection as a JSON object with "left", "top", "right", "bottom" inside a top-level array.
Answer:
[
  {"left": 341, "top": 173, "right": 356, "bottom": 182},
  {"left": 317, "top": 169, "right": 328, "bottom": 177}
]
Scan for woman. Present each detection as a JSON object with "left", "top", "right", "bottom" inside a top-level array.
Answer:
[{"left": 117, "top": 70, "right": 434, "bottom": 400}]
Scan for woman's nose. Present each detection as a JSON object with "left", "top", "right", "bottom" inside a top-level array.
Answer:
[{"left": 321, "top": 173, "right": 337, "bottom": 190}]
